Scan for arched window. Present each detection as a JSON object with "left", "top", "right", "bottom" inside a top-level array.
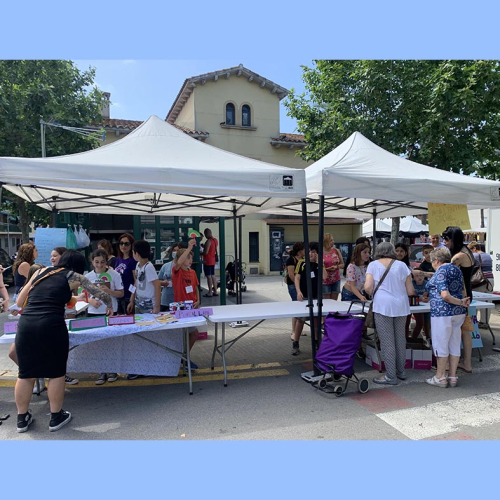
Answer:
[
  {"left": 225, "top": 103, "right": 235, "bottom": 125},
  {"left": 242, "top": 104, "right": 251, "bottom": 127}
]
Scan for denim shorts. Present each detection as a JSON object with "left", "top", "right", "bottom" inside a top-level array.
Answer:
[
  {"left": 322, "top": 281, "right": 341, "bottom": 294},
  {"left": 288, "top": 283, "right": 297, "bottom": 301},
  {"left": 341, "top": 287, "right": 358, "bottom": 301}
]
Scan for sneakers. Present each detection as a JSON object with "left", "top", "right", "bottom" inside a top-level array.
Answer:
[
  {"left": 126, "top": 374, "right": 140, "bottom": 380},
  {"left": 292, "top": 341, "right": 300, "bottom": 356},
  {"left": 49, "top": 409, "right": 72, "bottom": 432},
  {"left": 65, "top": 375, "right": 79, "bottom": 385},
  {"left": 17, "top": 410, "right": 33, "bottom": 433},
  {"left": 107, "top": 373, "right": 119, "bottom": 383},
  {"left": 373, "top": 376, "right": 399, "bottom": 385},
  {"left": 95, "top": 373, "right": 107, "bottom": 385}
]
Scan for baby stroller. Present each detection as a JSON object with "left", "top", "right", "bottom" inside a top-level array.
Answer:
[
  {"left": 313, "top": 301, "right": 369, "bottom": 397},
  {"left": 220, "top": 257, "right": 247, "bottom": 296}
]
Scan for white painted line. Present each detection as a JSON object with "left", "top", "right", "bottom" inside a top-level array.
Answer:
[{"left": 377, "top": 392, "right": 500, "bottom": 440}]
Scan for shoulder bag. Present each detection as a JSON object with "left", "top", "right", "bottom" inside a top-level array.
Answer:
[
  {"left": 365, "top": 259, "right": 395, "bottom": 329},
  {"left": 470, "top": 253, "right": 492, "bottom": 291}
]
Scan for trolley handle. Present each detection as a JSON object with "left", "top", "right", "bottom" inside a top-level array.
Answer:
[{"left": 347, "top": 300, "right": 368, "bottom": 314}]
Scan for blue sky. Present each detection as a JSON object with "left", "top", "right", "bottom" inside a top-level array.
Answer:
[{"left": 74, "top": 59, "right": 308, "bottom": 133}]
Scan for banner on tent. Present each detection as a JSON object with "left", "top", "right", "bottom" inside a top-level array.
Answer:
[
  {"left": 428, "top": 203, "right": 471, "bottom": 235},
  {"left": 35, "top": 228, "right": 67, "bottom": 267}
]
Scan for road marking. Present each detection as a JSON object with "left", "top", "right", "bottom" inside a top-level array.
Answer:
[
  {"left": 377, "top": 392, "right": 500, "bottom": 440},
  {"left": 349, "top": 390, "right": 413, "bottom": 413},
  {"left": 0, "top": 368, "right": 290, "bottom": 389}
]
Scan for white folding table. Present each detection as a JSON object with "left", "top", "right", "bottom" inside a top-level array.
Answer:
[
  {"left": 1, "top": 314, "right": 206, "bottom": 395},
  {"left": 472, "top": 291, "right": 499, "bottom": 344},
  {"left": 208, "top": 299, "right": 354, "bottom": 386}
]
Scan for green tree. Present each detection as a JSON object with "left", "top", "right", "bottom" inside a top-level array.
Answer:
[
  {"left": 286, "top": 60, "right": 500, "bottom": 178},
  {"left": 0, "top": 60, "right": 106, "bottom": 242}
]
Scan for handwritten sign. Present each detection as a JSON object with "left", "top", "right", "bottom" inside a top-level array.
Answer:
[
  {"left": 174, "top": 308, "right": 213, "bottom": 319},
  {"left": 469, "top": 305, "right": 483, "bottom": 349},
  {"left": 35, "top": 228, "right": 67, "bottom": 267},
  {"left": 69, "top": 316, "right": 107, "bottom": 331},
  {"left": 428, "top": 203, "right": 471, "bottom": 236},
  {"left": 108, "top": 315, "right": 136, "bottom": 326}
]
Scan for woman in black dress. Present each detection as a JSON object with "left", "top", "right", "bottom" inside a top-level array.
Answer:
[
  {"left": 442, "top": 226, "right": 475, "bottom": 373},
  {"left": 14, "top": 250, "right": 112, "bottom": 433}
]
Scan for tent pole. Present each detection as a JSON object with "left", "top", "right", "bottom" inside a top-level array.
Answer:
[
  {"left": 219, "top": 217, "right": 226, "bottom": 305},
  {"left": 317, "top": 195, "right": 325, "bottom": 345},
  {"left": 238, "top": 215, "right": 243, "bottom": 305},
  {"left": 301, "top": 198, "right": 318, "bottom": 370},
  {"left": 232, "top": 206, "right": 240, "bottom": 304},
  {"left": 372, "top": 209, "right": 377, "bottom": 256}
]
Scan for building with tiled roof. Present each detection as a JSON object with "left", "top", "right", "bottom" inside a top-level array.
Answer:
[{"left": 82, "top": 65, "right": 361, "bottom": 275}]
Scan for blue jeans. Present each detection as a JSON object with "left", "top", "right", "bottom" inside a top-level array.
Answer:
[
  {"left": 288, "top": 284, "right": 297, "bottom": 301},
  {"left": 322, "top": 281, "right": 340, "bottom": 294}
]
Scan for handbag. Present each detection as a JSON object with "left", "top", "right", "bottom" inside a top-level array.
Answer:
[
  {"left": 365, "top": 259, "right": 395, "bottom": 329},
  {"left": 470, "top": 254, "right": 493, "bottom": 291}
]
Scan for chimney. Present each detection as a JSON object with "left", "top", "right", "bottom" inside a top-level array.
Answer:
[{"left": 101, "top": 92, "right": 111, "bottom": 119}]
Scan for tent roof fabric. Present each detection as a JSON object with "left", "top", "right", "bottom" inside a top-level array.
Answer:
[
  {"left": 265, "top": 131, "right": 500, "bottom": 219},
  {"left": 0, "top": 115, "right": 306, "bottom": 216}
]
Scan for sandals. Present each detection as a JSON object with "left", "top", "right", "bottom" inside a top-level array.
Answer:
[
  {"left": 447, "top": 376, "right": 458, "bottom": 388},
  {"left": 457, "top": 364, "right": 472, "bottom": 374},
  {"left": 426, "top": 376, "right": 448, "bottom": 388}
]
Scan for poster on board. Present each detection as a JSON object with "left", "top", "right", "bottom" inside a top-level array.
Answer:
[
  {"left": 35, "top": 228, "right": 67, "bottom": 267},
  {"left": 428, "top": 203, "right": 471, "bottom": 236}
]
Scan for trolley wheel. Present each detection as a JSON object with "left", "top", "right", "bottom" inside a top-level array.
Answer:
[
  {"left": 357, "top": 378, "right": 369, "bottom": 394},
  {"left": 318, "top": 378, "right": 328, "bottom": 389},
  {"left": 333, "top": 373, "right": 342, "bottom": 382},
  {"left": 333, "top": 385, "right": 343, "bottom": 397}
]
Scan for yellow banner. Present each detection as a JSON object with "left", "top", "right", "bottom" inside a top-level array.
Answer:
[{"left": 428, "top": 203, "right": 471, "bottom": 235}]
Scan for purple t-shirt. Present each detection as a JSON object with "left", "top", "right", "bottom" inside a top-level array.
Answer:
[{"left": 113, "top": 257, "right": 136, "bottom": 300}]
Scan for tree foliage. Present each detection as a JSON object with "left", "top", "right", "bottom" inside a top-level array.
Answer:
[
  {"left": 0, "top": 60, "right": 106, "bottom": 241},
  {"left": 286, "top": 60, "right": 500, "bottom": 179}
]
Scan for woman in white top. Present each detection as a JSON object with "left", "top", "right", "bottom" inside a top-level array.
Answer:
[{"left": 365, "top": 242, "right": 415, "bottom": 385}]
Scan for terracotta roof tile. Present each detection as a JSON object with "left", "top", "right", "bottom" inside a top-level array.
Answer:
[
  {"left": 270, "top": 133, "right": 307, "bottom": 144},
  {"left": 91, "top": 119, "right": 209, "bottom": 137}
]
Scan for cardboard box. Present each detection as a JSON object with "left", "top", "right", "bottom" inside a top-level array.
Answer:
[{"left": 412, "top": 348, "right": 432, "bottom": 370}]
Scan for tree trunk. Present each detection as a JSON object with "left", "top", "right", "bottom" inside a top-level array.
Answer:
[
  {"left": 391, "top": 217, "right": 400, "bottom": 246},
  {"left": 17, "top": 200, "right": 30, "bottom": 243}
]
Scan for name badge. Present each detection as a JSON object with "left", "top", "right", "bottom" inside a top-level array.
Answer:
[
  {"left": 129, "top": 284, "right": 137, "bottom": 293},
  {"left": 311, "top": 272, "right": 315, "bottom": 278},
  {"left": 185, "top": 285, "right": 193, "bottom": 294}
]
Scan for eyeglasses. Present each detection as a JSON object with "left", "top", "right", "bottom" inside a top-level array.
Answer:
[
  {"left": 119, "top": 241, "right": 131, "bottom": 246},
  {"left": 442, "top": 236, "right": 450, "bottom": 241}
]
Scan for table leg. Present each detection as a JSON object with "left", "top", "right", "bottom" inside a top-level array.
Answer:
[
  {"left": 184, "top": 328, "right": 193, "bottom": 395},
  {"left": 487, "top": 323, "right": 496, "bottom": 345},
  {"left": 211, "top": 323, "right": 218, "bottom": 370},
  {"left": 222, "top": 322, "right": 227, "bottom": 387}
]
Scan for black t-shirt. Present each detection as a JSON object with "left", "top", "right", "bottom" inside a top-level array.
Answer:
[
  {"left": 418, "top": 260, "right": 433, "bottom": 273},
  {"left": 285, "top": 256, "right": 298, "bottom": 285},
  {"left": 297, "top": 260, "right": 319, "bottom": 299}
]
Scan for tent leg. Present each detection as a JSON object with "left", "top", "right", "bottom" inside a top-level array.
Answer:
[
  {"left": 300, "top": 198, "right": 318, "bottom": 376},
  {"left": 238, "top": 215, "right": 243, "bottom": 305},
  {"left": 219, "top": 217, "right": 226, "bottom": 305},
  {"left": 317, "top": 195, "right": 325, "bottom": 345},
  {"left": 232, "top": 208, "right": 240, "bottom": 304},
  {"left": 372, "top": 209, "right": 377, "bottom": 256}
]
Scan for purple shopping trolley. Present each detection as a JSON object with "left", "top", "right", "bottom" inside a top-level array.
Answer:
[{"left": 313, "top": 301, "right": 369, "bottom": 396}]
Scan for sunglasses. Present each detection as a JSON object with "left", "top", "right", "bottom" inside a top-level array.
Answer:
[
  {"left": 442, "top": 236, "right": 450, "bottom": 241},
  {"left": 119, "top": 241, "right": 131, "bottom": 246}
]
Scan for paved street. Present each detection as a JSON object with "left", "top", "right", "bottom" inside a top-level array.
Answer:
[{"left": 1, "top": 275, "right": 500, "bottom": 440}]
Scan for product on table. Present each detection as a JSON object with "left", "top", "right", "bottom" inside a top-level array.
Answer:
[{"left": 184, "top": 300, "right": 194, "bottom": 310}]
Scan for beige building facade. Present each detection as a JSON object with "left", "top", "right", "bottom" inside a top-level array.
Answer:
[{"left": 91, "top": 65, "right": 362, "bottom": 274}]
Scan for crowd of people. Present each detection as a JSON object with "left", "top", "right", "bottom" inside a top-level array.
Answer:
[
  {"left": 0, "top": 229, "right": 224, "bottom": 434},
  {"left": 284, "top": 226, "right": 491, "bottom": 389},
  {"left": 0, "top": 224, "right": 494, "bottom": 434}
]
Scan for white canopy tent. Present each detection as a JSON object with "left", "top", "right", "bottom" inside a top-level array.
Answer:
[
  {"left": 261, "top": 131, "right": 500, "bottom": 219},
  {"left": 0, "top": 115, "right": 306, "bottom": 217},
  {"left": 362, "top": 218, "right": 391, "bottom": 237}
]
